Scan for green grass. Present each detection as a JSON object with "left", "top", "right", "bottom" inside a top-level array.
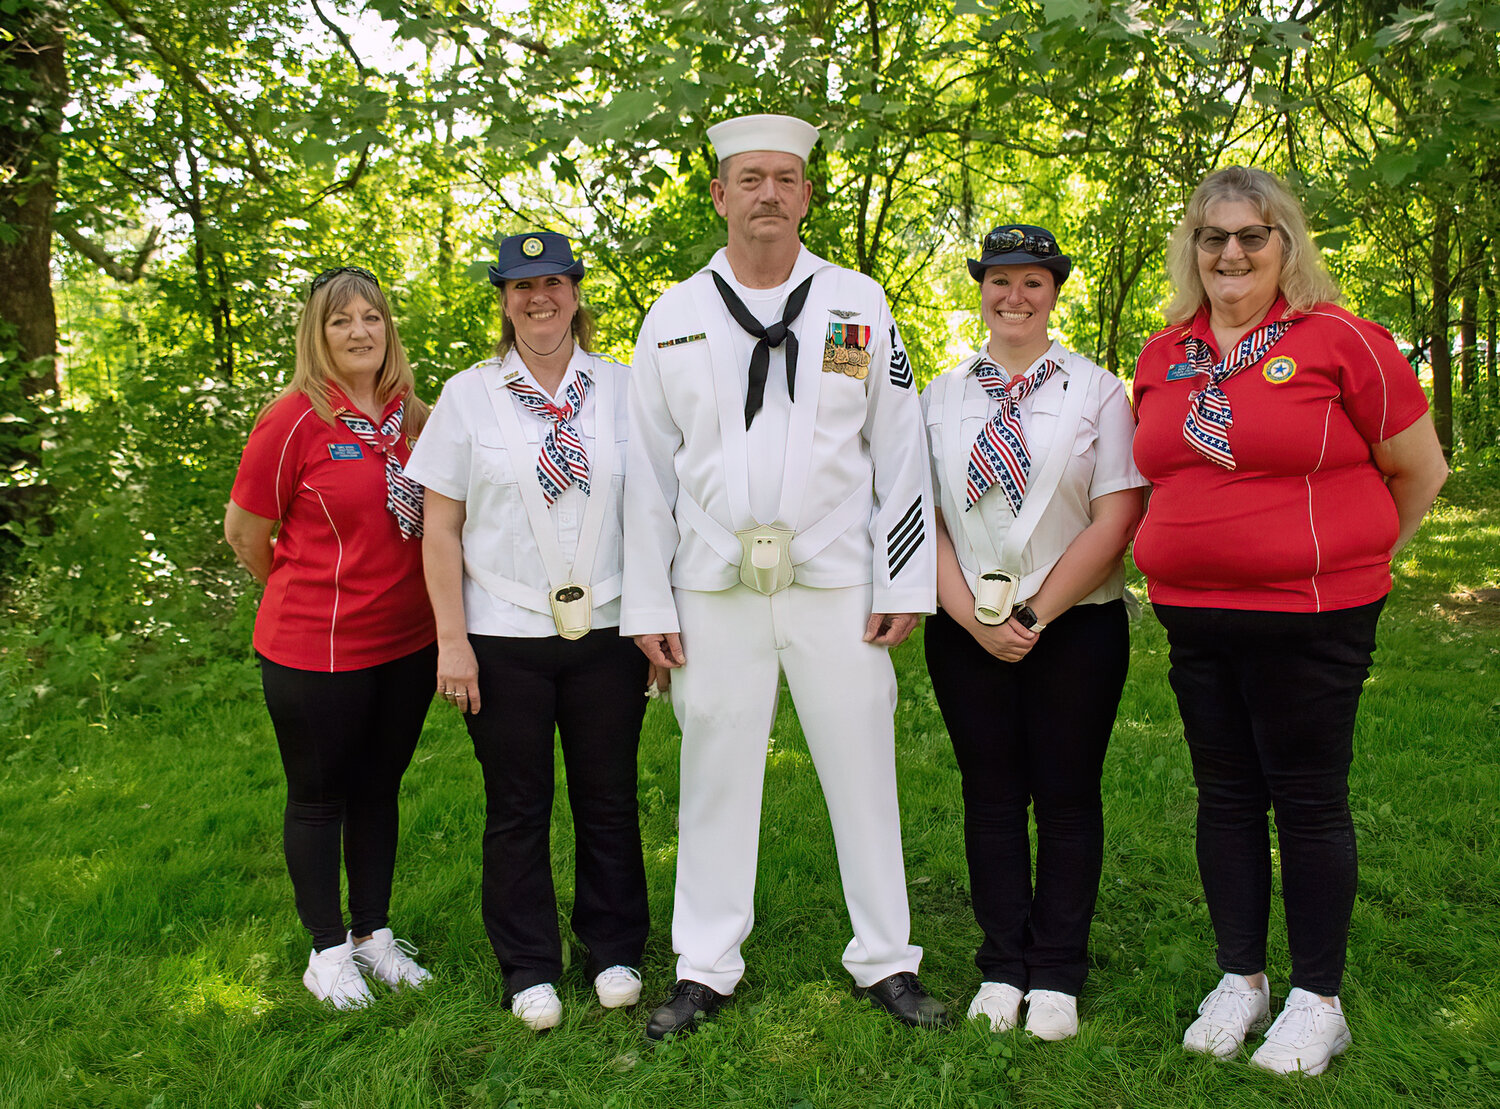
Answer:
[{"left": 3, "top": 467, "right": 1498, "bottom": 1108}]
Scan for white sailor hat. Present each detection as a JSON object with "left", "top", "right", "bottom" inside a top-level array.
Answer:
[{"left": 707, "top": 114, "right": 820, "bottom": 164}]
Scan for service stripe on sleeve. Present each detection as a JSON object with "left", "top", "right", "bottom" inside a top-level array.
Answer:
[{"left": 887, "top": 496, "right": 924, "bottom": 578}]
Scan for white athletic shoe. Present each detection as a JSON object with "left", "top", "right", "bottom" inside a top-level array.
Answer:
[
  {"left": 594, "top": 965, "right": 643, "bottom": 1009},
  {"left": 511, "top": 983, "right": 562, "bottom": 1031},
  {"left": 1183, "top": 972, "right": 1271, "bottom": 1058},
  {"left": 303, "top": 940, "right": 375, "bottom": 1010},
  {"left": 967, "top": 982, "right": 1024, "bottom": 1031},
  {"left": 1023, "top": 989, "right": 1079, "bottom": 1041},
  {"left": 351, "top": 928, "right": 432, "bottom": 990},
  {"left": 1250, "top": 988, "right": 1351, "bottom": 1076}
]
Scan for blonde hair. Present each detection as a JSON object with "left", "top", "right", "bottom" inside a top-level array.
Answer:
[
  {"left": 1164, "top": 166, "right": 1342, "bottom": 325},
  {"left": 494, "top": 276, "right": 596, "bottom": 359},
  {"left": 264, "top": 270, "right": 428, "bottom": 435}
]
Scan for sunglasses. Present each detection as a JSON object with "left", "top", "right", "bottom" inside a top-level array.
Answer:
[
  {"left": 311, "top": 265, "right": 380, "bottom": 294},
  {"left": 983, "top": 228, "right": 1061, "bottom": 258},
  {"left": 1193, "top": 225, "right": 1278, "bottom": 253}
]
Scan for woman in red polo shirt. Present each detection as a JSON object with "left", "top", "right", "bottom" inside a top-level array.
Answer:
[
  {"left": 225, "top": 266, "right": 437, "bottom": 1009},
  {"left": 1132, "top": 168, "right": 1447, "bottom": 1075}
]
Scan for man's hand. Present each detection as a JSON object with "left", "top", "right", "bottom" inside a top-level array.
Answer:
[
  {"left": 863, "top": 612, "right": 920, "bottom": 648},
  {"left": 634, "top": 632, "right": 685, "bottom": 670}
]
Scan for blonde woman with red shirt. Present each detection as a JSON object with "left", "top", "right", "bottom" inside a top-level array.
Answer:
[
  {"left": 1132, "top": 168, "right": 1447, "bottom": 1075},
  {"left": 225, "top": 267, "right": 437, "bottom": 1010}
]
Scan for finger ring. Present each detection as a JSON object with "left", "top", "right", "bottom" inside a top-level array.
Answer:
[{"left": 456, "top": 690, "right": 468, "bottom": 698}]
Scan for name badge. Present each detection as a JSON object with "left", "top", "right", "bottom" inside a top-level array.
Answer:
[
  {"left": 329, "top": 443, "right": 364, "bottom": 460},
  {"left": 1166, "top": 363, "right": 1197, "bottom": 381}
]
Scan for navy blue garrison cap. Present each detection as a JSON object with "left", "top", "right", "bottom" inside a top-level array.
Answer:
[{"left": 489, "top": 231, "right": 586, "bottom": 285}]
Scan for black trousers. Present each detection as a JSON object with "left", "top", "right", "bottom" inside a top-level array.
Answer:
[
  {"left": 260, "top": 643, "right": 437, "bottom": 951},
  {"left": 465, "top": 630, "right": 649, "bottom": 1001},
  {"left": 924, "top": 601, "right": 1129, "bottom": 995},
  {"left": 1154, "top": 599, "right": 1383, "bottom": 997}
]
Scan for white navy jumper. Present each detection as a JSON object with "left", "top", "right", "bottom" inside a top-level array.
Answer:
[{"left": 623, "top": 245, "right": 936, "bottom": 993}]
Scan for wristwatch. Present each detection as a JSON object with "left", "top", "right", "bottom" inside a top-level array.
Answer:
[{"left": 1012, "top": 604, "right": 1047, "bottom": 632}]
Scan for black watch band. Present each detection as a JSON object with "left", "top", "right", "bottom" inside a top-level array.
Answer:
[{"left": 1012, "top": 604, "right": 1046, "bottom": 631}]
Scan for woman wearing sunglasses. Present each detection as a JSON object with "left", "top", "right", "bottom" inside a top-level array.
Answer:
[
  {"left": 1132, "top": 167, "right": 1447, "bottom": 1074},
  {"left": 405, "top": 232, "right": 650, "bottom": 1032},
  {"left": 922, "top": 224, "right": 1148, "bottom": 1040},
  {"left": 225, "top": 266, "right": 437, "bottom": 1009}
]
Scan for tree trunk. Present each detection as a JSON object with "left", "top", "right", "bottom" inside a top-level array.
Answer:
[
  {"left": 1430, "top": 206, "right": 1453, "bottom": 455},
  {"left": 0, "top": 0, "right": 67, "bottom": 537},
  {"left": 1487, "top": 281, "right": 1497, "bottom": 408},
  {"left": 1458, "top": 233, "right": 1479, "bottom": 396},
  {"left": 0, "top": 0, "right": 65, "bottom": 396}
]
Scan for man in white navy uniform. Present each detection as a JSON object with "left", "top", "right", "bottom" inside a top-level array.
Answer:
[{"left": 623, "top": 113, "right": 944, "bottom": 1038}]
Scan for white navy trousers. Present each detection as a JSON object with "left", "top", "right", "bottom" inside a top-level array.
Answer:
[{"left": 668, "top": 581, "right": 922, "bottom": 993}]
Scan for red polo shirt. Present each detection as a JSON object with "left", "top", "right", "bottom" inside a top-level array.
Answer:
[
  {"left": 231, "top": 387, "right": 435, "bottom": 671},
  {"left": 1132, "top": 299, "right": 1430, "bottom": 613}
]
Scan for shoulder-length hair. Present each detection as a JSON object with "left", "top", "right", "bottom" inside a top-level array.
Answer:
[
  {"left": 493, "top": 276, "right": 596, "bottom": 359},
  {"left": 264, "top": 270, "right": 429, "bottom": 436},
  {"left": 1163, "top": 166, "right": 1342, "bottom": 325}
]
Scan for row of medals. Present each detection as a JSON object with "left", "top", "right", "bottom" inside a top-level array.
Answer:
[{"left": 823, "top": 340, "right": 872, "bottom": 379}]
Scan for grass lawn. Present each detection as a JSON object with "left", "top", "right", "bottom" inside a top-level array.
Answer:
[{"left": 2, "top": 468, "right": 1498, "bottom": 1108}]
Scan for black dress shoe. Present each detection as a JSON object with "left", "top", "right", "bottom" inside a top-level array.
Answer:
[
  {"left": 853, "top": 972, "right": 949, "bottom": 1027},
  {"left": 645, "top": 979, "right": 728, "bottom": 1040}
]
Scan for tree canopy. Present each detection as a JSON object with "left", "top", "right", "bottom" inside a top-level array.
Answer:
[{"left": 0, "top": 0, "right": 1497, "bottom": 715}]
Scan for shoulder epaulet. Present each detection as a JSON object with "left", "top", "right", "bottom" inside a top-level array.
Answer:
[{"left": 945, "top": 350, "right": 985, "bottom": 377}]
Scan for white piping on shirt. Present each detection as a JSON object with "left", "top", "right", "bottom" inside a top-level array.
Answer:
[
  {"left": 274, "top": 406, "right": 319, "bottom": 519},
  {"left": 305, "top": 484, "right": 343, "bottom": 672},
  {"left": 1303, "top": 402, "right": 1336, "bottom": 612},
  {"left": 1304, "top": 309, "right": 1391, "bottom": 440}
]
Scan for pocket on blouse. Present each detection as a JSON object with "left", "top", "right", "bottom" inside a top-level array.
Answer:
[{"left": 475, "top": 430, "right": 518, "bottom": 485}]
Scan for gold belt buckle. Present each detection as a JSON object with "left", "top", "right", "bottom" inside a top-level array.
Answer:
[
  {"left": 736, "top": 524, "right": 795, "bottom": 595},
  {"left": 550, "top": 583, "right": 593, "bottom": 640}
]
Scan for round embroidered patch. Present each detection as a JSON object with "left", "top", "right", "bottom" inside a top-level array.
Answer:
[
  {"left": 522, "top": 236, "right": 545, "bottom": 257},
  {"left": 1263, "top": 355, "right": 1296, "bottom": 383}
]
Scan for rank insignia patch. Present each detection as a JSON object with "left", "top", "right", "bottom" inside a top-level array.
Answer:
[
  {"left": 888, "top": 325, "right": 914, "bottom": 389},
  {"left": 823, "top": 322, "right": 873, "bottom": 379},
  {"left": 1262, "top": 355, "right": 1296, "bottom": 383},
  {"left": 658, "top": 332, "right": 707, "bottom": 348}
]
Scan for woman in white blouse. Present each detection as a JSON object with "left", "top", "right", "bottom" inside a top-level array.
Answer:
[
  {"left": 921, "top": 224, "right": 1147, "bottom": 1040},
  {"left": 406, "top": 232, "right": 650, "bottom": 1031}
]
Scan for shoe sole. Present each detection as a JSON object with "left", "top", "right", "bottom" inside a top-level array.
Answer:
[
  {"left": 598, "top": 990, "right": 642, "bottom": 1009},
  {"left": 851, "top": 988, "right": 949, "bottom": 1028},
  {"left": 1250, "top": 1033, "right": 1350, "bottom": 1076},
  {"left": 303, "top": 970, "right": 373, "bottom": 1010},
  {"left": 515, "top": 1008, "right": 562, "bottom": 1032},
  {"left": 1184, "top": 1013, "right": 1272, "bottom": 1058}
]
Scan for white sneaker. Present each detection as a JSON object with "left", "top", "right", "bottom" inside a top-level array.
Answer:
[
  {"left": 1250, "top": 988, "right": 1351, "bottom": 1076},
  {"left": 303, "top": 940, "right": 375, "bottom": 1010},
  {"left": 1183, "top": 972, "right": 1271, "bottom": 1058},
  {"left": 594, "top": 965, "right": 643, "bottom": 1009},
  {"left": 351, "top": 928, "right": 432, "bottom": 990},
  {"left": 967, "top": 982, "right": 1024, "bottom": 1031},
  {"left": 1023, "top": 989, "right": 1079, "bottom": 1041},
  {"left": 511, "top": 983, "right": 562, "bottom": 1031}
]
